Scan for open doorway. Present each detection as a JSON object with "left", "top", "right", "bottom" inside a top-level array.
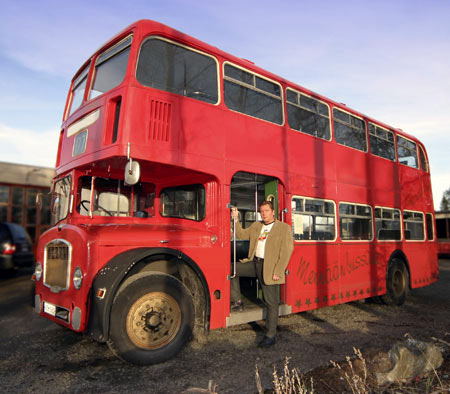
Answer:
[{"left": 229, "top": 171, "right": 283, "bottom": 314}]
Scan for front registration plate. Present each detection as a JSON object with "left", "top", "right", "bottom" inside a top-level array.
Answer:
[{"left": 44, "top": 302, "right": 56, "bottom": 316}]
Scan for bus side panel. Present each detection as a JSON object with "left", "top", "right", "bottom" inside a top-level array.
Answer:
[
  {"left": 338, "top": 243, "right": 386, "bottom": 299},
  {"left": 287, "top": 243, "right": 341, "bottom": 312},
  {"left": 403, "top": 243, "right": 439, "bottom": 289}
]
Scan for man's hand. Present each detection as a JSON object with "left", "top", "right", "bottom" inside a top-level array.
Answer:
[
  {"left": 272, "top": 274, "right": 280, "bottom": 281},
  {"left": 231, "top": 207, "right": 239, "bottom": 220}
]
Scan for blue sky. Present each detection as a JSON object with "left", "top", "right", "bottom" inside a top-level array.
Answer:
[{"left": 0, "top": 0, "right": 449, "bottom": 208}]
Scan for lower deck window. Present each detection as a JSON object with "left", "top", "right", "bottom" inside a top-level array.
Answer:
[
  {"left": 426, "top": 213, "right": 434, "bottom": 241},
  {"left": 339, "top": 203, "right": 373, "bottom": 240},
  {"left": 403, "top": 210, "right": 425, "bottom": 240},
  {"left": 160, "top": 184, "right": 205, "bottom": 221},
  {"left": 375, "top": 207, "right": 401, "bottom": 241},
  {"left": 291, "top": 197, "right": 336, "bottom": 241}
]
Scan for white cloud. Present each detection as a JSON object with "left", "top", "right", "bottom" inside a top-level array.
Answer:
[{"left": 0, "top": 123, "right": 58, "bottom": 168}]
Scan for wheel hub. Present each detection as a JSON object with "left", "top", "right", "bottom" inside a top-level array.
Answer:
[
  {"left": 145, "top": 310, "right": 163, "bottom": 330},
  {"left": 126, "top": 292, "right": 182, "bottom": 350},
  {"left": 392, "top": 270, "right": 405, "bottom": 296}
]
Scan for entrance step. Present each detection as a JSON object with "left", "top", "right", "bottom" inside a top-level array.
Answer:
[{"left": 226, "top": 303, "right": 291, "bottom": 327}]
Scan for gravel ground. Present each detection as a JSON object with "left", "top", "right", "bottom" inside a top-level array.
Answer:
[{"left": 1, "top": 259, "right": 449, "bottom": 394}]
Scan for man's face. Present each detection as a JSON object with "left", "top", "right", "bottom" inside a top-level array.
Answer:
[{"left": 260, "top": 204, "right": 275, "bottom": 224}]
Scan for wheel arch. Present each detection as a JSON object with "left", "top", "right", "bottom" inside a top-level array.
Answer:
[
  {"left": 387, "top": 249, "right": 411, "bottom": 288},
  {"left": 87, "top": 247, "right": 210, "bottom": 343}
]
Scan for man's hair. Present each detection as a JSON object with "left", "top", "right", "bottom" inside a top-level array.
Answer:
[{"left": 260, "top": 200, "right": 274, "bottom": 211}]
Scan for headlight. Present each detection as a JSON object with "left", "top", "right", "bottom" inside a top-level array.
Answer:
[
  {"left": 73, "top": 266, "right": 83, "bottom": 290},
  {"left": 34, "top": 262, "right": 42, "bottom": 281}
]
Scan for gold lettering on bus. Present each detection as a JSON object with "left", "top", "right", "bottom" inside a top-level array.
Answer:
[{"left": 296, "top": 253, "right": 381, "bottom": 286}]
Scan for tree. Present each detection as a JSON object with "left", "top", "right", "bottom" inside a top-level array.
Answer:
[{"left": 440, "top": 187, "right": 450, "bottom": 211}]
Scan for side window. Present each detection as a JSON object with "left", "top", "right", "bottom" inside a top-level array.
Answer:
[
  {"left": 224, "top": 63, "right": 283, "bottom": 125},
  {"left": 90, "top": 36, "right": 132, "bottom": 99},
  {"left": 136, "top": 37, "right": 218, "bottom": 104},
  {"left": 160, "top": 184, "right": 205, "bottom": 221},
  {"left": 375, "top": 207, "right": 401, "bottom": 241},
  {"left": 419, "top": 145, "right": 429, "bottom": 172},
  {"left": 369, "top": 123, "right": 396, "bottom": 161},
  {"left": 0, "top": 185, "right": 9, "bottom": 221},
  {"left": 397, "top": 136, "right": 418, "bottom": 168},
  {"left": 403, "top": 210, "right": 425, "bottom": 240},
  {"left": 426, "top": 213, "right": 434, "bottom": 241},
  {"left": 286, "top": 89, "right": 331, "bottom": 140},
  {"left": 333, "top": 108, "right": 367, "bottom": 151},
  {"left": 291, "top": 197, "right": 336, "bottom": 241},
  {"left": 68, "top": 64, "right": 90, "bottom": 117},
  {"left": 339, "top": 203, "right": 372, "bottom": 241}
]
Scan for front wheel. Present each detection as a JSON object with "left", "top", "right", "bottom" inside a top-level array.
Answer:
[
  {"left": 108, "top": 273, "right": 194, "bottom": 365},
  {"left": 381, "top": 259, "right": 409, "bottom": 306}
]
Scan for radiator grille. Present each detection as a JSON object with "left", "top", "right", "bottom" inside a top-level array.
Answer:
[{"left": 44, "top": 240, "right": 71, "bottom": 292}]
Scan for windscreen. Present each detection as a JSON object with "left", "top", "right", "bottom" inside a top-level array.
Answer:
[
  {"left": 77, "top": 176, "right": 155, "bottom": 218},
  {"left": 52, "top": 176, "right": 72, "bottom": 224}
]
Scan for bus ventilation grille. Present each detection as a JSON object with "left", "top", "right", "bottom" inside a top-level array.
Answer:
[{"left": 149, "top": 100, "right": 171, "bottom": 142}]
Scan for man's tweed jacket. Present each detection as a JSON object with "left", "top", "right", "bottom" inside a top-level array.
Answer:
[{"left": 235, "top": 219, "right": 294, "bottom": 285}]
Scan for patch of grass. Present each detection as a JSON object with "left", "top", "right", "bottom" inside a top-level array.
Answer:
[
  {"left": 256, "top": 357, "right": 315, "bottom": 394},
  {"left": 255, "top": 333, "right": 450, "bottom": 394}
]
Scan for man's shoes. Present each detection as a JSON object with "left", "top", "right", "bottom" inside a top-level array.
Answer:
[
  {"left": 258, "top": 335, "right": 276, "bottom": 348},
  {"left": 230, "top": 300, "right": 244, "bottom": 311}
]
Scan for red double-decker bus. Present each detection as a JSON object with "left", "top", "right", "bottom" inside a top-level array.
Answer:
[{"left": 34, "top": 20, "right": 438, "bottom": 365}]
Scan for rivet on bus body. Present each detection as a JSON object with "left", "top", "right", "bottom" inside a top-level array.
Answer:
[{"left": 211, "top": 235, "right": 218, "bottom": 244}]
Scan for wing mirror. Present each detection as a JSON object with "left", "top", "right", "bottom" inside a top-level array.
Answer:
[
  {"left": 125, "top": 159, "right": 140, "bottom": 185},
  {"left": 124, "top": 142, "right": 141, "bottom": 185}
]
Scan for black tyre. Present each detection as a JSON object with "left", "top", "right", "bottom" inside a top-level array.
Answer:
[
  {"left": 108, "top": 273, "right": 194, "bottom": 365},
  {"left": 381, "top": 258, "right": 409, "bottom": 306}
]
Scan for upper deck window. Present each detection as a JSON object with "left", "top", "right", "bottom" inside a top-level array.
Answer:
[
  {"left": 224, "top": 63, "right": 283, "bottom": 125},
  {"left": 68, "top": 65, "right": 89, "bottom": 117},
  {"left": 419, "top": 145, "right": 428, "bottom": 172},
  {"left": 286, "top": 89, "right": 331, "bottom": 140},
  {"left": 369, "top": 123, "right": 395, "bottom": 161},
  {"left": 136, "top": 37, "right": 218, "bottom": 104},
  {"left": 333, "top": 108, "right": 367, "bottom": 152},
  {"left": 90, "top": 36, "right": 132, "bottom": 99},
  {"left": 397, "top": 136, "right": 418, "bottom": 168}
]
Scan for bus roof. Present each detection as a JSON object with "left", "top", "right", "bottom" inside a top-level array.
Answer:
[{"left": 70, "top": 19, "right": 423, "bottom": 146}]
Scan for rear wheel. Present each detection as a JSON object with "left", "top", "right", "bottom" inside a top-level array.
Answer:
[
  {"left": 381, "top": 258, "right": 409, "bottom": 306},
  {"left": 108, "top": 273, "right": 194, "bottom": 365}
]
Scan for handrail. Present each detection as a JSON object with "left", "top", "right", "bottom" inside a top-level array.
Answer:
[{"left": 227, "top": 203, "right": 237, "bottom": 279}]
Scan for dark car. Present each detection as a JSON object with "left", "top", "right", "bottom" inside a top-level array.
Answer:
[{"left": 0, "top": 222, "right": 35, "bottom": 273}]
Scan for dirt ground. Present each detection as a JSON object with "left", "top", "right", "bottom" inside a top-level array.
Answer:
[{"left": 0, "top": 260, "right": 449, "bottom": 394}]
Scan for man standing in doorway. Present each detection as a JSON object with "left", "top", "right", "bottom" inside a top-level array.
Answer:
[{"left": 230, "top": 201, "right": 294, "bottom": 347}]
